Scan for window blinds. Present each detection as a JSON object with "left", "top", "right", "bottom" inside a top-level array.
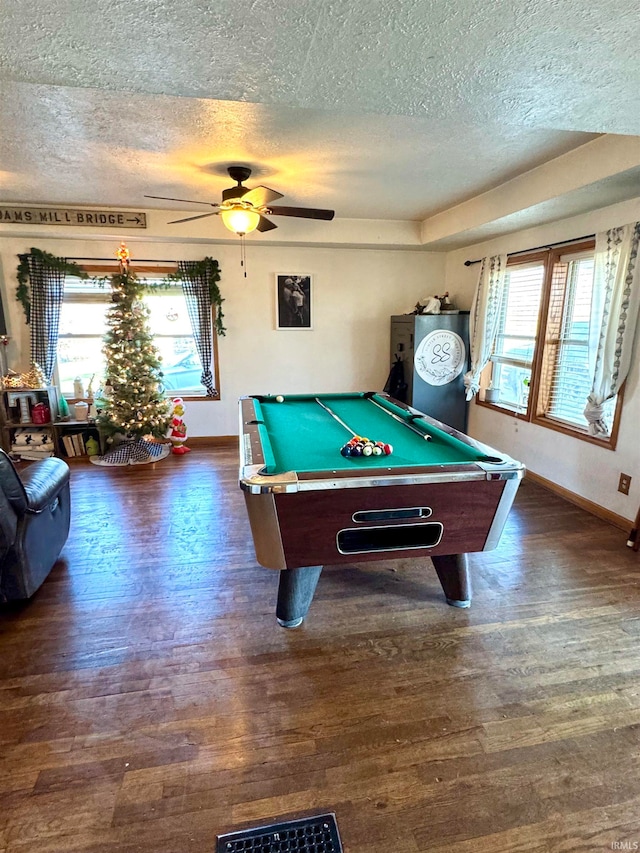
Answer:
[{"left": 490, "top": 262, "right": 544, "bottom": 408}]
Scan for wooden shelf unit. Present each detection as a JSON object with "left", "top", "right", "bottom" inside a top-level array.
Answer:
[{"left": 0, "top": 387, "right": 102, "bottom": 460}]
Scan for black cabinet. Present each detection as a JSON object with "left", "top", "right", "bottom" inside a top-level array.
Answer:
[{"left": 390, "top": 313, "right": 470, "bottom": 433}]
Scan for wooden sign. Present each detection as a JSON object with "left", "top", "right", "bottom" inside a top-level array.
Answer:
[{"left": 0, "top": 206, "right": 147, "bottom": 228}]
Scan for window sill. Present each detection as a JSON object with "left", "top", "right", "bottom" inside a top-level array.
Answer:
[
  {"left": 531, "top": 413, "right": 616, "bottom": 450},
  {"left": 475, "top": 398, "right": 530, "bottom": 420},
  {"left": 165, "top": 393, "right": 220, "bottom": 402},
  {"left": 475, "top": 397, "right": 617, "bottom": 450}
]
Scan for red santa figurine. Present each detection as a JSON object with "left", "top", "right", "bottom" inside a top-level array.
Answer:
[{"left": 168, "top": 397, "right": 191, "bottom": 454}]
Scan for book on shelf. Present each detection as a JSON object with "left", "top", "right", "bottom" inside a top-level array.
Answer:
[
  {"left": 71, "top": 433, "right": 85, "bottom": 455},
  {"left": 62, "top": 434, "right": 76, "bottom": 456},
  {"left": 55, "top": 427, "right": 101, "bottom": 458}
]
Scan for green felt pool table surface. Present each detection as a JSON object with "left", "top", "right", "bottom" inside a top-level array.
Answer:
[{"left": 252, "top": 392, "right": 495, "bottom": 474}]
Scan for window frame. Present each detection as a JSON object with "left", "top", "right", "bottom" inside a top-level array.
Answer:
[
  {"left": 55, "top": 263, "right": 220, "bottom": 402},
  {"left": 477, "top": 241, "right": 624, "bottom": 450}
]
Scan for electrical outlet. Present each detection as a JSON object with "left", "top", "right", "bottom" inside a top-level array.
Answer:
[{"left": 618, "top": 473, "right": 632, "bottom": 495}]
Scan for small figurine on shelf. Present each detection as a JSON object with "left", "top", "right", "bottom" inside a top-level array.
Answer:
[
  {"left": 73, "top": 377, "right": 85, "bottom": 398},
  {"left": 23, "top": 362, "right": 47, "bottom": 389},
  {"left": 168, "top": 397, "right": 191, "bottom": 455},
  {"left": 409, "top": 296, "right": 441, "bottom": 315},
  {"left": 31, "top": 402, "right": 51, "bottom": 424},
  {"left": 436, "top": 292, "right": 456, "bottom": 312},
  {"left": 57, "top": 394, "right": 71, "bottom": 420},
  {"left": 85, "top": 436, "right": 100, "bottom": 457},
  {"left": 2, "top": 362, "right": 47, "bottom": 390},
  {"left": 1, "top": 369, "right": 22, "bottom": 390}
]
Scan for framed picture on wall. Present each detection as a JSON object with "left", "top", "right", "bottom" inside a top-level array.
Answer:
[{"left": 275, "top": 274, "right": 313, "bottom": 330}]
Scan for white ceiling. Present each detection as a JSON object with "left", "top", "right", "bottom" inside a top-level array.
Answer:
[{"left": 1, "top": 0, "right": 639, "bottom": 249}]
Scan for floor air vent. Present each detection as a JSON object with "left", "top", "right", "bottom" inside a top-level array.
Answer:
[{"left": 217, "top": 813, "right": 342, "bottom": 853}]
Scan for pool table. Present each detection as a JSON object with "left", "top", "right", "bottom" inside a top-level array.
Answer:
[{"left": 239, "top": 391, "right": 525, "bottom": 627}]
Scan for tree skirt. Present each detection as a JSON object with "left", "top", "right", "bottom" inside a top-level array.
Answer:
[{"left": 90, "top": 439, "right": 171, "bottom": 467}]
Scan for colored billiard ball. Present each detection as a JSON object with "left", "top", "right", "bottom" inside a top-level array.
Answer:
[{"left": 275, "top": 395, "right": 284, "bottom": 403}]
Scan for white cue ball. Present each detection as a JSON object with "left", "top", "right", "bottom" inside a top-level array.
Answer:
[{"left": 275, "top": 395, "right": 284, "bottom": 402}]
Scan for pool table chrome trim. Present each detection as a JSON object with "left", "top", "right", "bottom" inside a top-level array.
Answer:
[{"left": 351, "top": 506, "right": 433, "bottom": 523}]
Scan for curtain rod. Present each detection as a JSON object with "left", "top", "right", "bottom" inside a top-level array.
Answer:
[
  {"left": 463, "top": 233, "right": 594, "bottom": 266},
  {"left": 68, "top": 257, "right": 179, "bottom": 263},
  {"left": 17, "top": 253, "right": 179, "bottom": 263}
]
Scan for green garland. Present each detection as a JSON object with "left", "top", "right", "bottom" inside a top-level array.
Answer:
[
  {"left": 16, "top": 251, "right": 225, "bottom": 336},
  {"left": 168, "top": 257, "right": 225, "bottom": 336},
  {"left": 16, "top": 248, "right": 88, "bottom": 324}
]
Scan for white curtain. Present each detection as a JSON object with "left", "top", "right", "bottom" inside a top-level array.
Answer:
[
  {"left": 463, "top": 254, "right": 508, "bottom": 400},
  {"left": 584, "top": 222, "right": 640, "bottom": 436}
]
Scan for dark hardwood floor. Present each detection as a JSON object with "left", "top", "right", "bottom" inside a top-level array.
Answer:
[{"left": 1, "top": 447, "right": 639, "bottom": 852}]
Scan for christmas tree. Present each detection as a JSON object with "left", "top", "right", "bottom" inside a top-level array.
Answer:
[{"left": 96, "top": 249, "right": 171, "bottom": 448}]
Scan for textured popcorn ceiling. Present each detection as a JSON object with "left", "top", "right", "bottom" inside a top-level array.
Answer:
[{"left": 0, "top": 0, "right": 639, "bottom": 246}]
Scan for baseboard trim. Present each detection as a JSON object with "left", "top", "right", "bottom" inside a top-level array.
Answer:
[
  {"left": 185, "top": 435, "right": 237, "bottom": 447},
  {"left": 525, "top": 470, "right": 632, "bottom": 531}
]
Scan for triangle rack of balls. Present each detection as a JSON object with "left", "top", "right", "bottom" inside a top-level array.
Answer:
[{"left": 313, "top": 397, "right": 393, "bottom": 458}]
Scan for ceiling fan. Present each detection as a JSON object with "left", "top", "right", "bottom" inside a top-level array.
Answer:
[{"left": 145, "top": 166, "right": 335, "bottom": 235}]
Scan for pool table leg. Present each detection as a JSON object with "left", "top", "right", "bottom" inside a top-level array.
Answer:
[
  {"left": 276, "top": 565, "right": 323, "bottom": 628},
  {"left": 431, "top": 554, "right": 471, "bottom": 608}
]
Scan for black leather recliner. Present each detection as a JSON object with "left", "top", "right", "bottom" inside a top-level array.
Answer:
[{"left": 0, "top": 449, "right": 71, "bottom": 601}]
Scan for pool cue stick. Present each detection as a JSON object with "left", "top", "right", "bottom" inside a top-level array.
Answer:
[
  {"left": 367, "top": 396, "right": 432, "bottom": 440},
  {"left": 627, "top": 503, "right": 640, "bottom": 551},
  {"left": 314, "top": 397, "right": 358, "bottom": 437}
]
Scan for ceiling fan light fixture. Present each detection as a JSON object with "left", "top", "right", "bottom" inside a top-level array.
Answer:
[{"left": 220, "top": 204, "right": 261, "bottom": 235}]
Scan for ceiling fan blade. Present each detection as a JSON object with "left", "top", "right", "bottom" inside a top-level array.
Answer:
[
  {"left": 168, "top": 212, "right": 219, "bottom": 224},
  {"left": 242, "top": 185, "right": 284, "bottom": 207},
  {"left": 145, "top": 194, "right": 218, "bottom": 206},
  {"left": 256, "top": 214, "right": 278, "bottom": 233},
  {"left": 268, "top": 205, "right": 334, "bottom": 221}
]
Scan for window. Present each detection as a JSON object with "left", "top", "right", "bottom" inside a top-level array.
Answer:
[
  {"left": 481, "top": 240, "right": 622, "bottom": 447},
  {"left": 491, "top": 260, "right": 544, "bottom": 411},
  {"left": 56, "top": 272, "right": 213, "bottom": 398}
]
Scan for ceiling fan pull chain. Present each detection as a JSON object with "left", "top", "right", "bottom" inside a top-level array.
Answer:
[{"left": 240, "top": 234, "right": 248, "bottom": 278}]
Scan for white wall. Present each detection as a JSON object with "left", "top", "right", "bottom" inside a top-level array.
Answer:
[
  {"left": 443, "top": 197, "right": 640, "bottom": 524},
  {"left": 0, "top": 230, "right": 445, "bottom": 437},
  {"left": 3, "top": 198, "right": 638, "bottom": 523}
]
